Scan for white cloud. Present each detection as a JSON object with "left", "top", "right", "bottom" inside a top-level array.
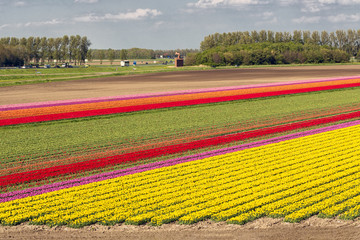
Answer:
[
  {"left": 284, "top": 0, "right": 360, "bottom": 12},
  {"left": 262, "top": 11, "right": 274, "bottom": 19},
  {"left": 277, "top": 0, "right": 297, "bottom": 6},
  {"left": 24, "top": 19, "right": 63, "bottom": 27},
  {"left": 74, "top": 0, "right": 98, "bottom": 3},
  {"left": 14, "top": 1, "right": 26, "bottom": 7},
  {"left": 328, "top": 13, "right": 360, "bottom": 22},
  {"left": 74, "top": 8, "right": 162, "bottom": 22},
  {"left": 255, "top": 16, "right": 278, "bottom": 25},
  {"left": 253, "top": 11, "right": 275, "bottom": 20},
  {"left": 0, "top": 24, "right": 10, "bottom": 30},
  {"left": 188, "top": 0, "right": 268, "bottom": 8},
  {"left": 292, "top": 16, "right": 321, "bottom": 23},
  {"left": 0, "top": 20, "right": 63, "bottom": 30},
  {"left": 327, "top": 0, "right": 360, "bottom": 4}
]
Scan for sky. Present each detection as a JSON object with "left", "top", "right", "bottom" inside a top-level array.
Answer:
[{"left": 0, "top": 0, "right": 360, "bottom": 50}]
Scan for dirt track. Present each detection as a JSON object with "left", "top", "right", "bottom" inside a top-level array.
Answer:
[
  {"left": 1, "top": 65, "right": 360, "bottom": 239},
  {"left": 1, "top": 65, "right": 360, "bottom": 105},
  {"left": 1, "top": 218, "right": 360, "bottom": 240}
]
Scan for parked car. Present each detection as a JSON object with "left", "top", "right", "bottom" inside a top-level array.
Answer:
[
  {"left": 61, "top": 63, "right": 73, "bottom": 68},
  {"left": 44, "top": 65, "right": 51, "bottom": 68}
]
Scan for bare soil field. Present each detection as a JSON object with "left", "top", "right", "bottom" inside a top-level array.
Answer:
[
  {"left": 1, "top": 217, "right": 360, "bottom": 240},
  {"left": 1, "top": 65, "right": 359, "bottom": 105},
  {"left": 1, "top": 65, "right": 360, "bottom": 239}
]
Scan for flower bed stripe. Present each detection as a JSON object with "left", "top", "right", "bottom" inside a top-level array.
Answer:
[
  {"left": 1, "top": 119, "right": 359, "bottom": 203},
  {"left": 3, "top": 102, "right": 359, "bottom": 176},
  {"left": 2, "top": 81, "right": 360, "bottom": 126},
  {"left": 0, "top": 125, "right": 359, "bottom": 227},
  {"left": 4, "top": 102, "right": 360, "bottom": 177},
  {"left": 1, "top": 109, "right": 360, "bottom": 188},
  {"left": 3, "top": 77, "right": 360, "bottom": 120},
  {"left": 2, "top": 75, "right": 359, "bottom": 111}
]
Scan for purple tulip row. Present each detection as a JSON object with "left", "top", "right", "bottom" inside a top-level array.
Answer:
[
  {"left": 2, "top": 75, "right": 358, "bottom": 111},
  {"left": 1, "top": 119, "right": 359, "bottom": 203}
]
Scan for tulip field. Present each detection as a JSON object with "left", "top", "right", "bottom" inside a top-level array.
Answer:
[{"left": 1, "top": 75, "right": 360, "bottom": 227}]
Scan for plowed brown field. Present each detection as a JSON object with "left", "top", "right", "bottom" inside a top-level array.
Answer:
[{"left": 1, "top": 65, "right": 359, "bottom": 105}]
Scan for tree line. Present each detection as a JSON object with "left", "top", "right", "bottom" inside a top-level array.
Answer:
[
  {"left": 186, "top": 29, "right": 360, "bottom": 66},
  {"left": 186, "top": 42, "right": 350, "bottom": 66},
  {"left": 0, "top": 35, "right": 91, "bottom": 67},
  {"left": 200, "top": 30, "right": 360, "bottom": 55},
  {"left": 90, "top": 48, "right": 199, "bottom": 64}
]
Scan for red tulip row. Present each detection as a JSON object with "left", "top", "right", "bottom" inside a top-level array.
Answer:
[
  {"left": 4, "top": 102, "right": 359, "bottom": 178},
  {"left": 1, "top": 110, "right": 360, "bottom": 188},
  {"left": 2, "top": 82, "right": 360, "bottom": 126}
]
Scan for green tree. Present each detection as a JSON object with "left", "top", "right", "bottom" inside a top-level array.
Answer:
[
  {"left": 47, "top": 38, "right": 55, "bottom": 63},
  {"left": 184, "top": 53, "right": 198, "bottom": 66},
  {"left": 251, "top": 31, "right": 259, "bottom": 43},
  {"left": 321, "top": 31, "right": 330, "bottom": 46},
  {"left": 259, "top": 30, "right": 267, "bottom": 42},
  {"left": 86, "top": 49, "right": 93, "bottom": 63},
  {"left": 200, "top": 35, "right": 216, "bottom": 51},
  {"left": 120, "top": 49, "right": 127, "bottom": 60},
  {"left": 99, "top": 50, "right": 105, "bottom": 64},
  {"left": 61, "top": 35, "right": 69, "bottom": 62},
  {"left": 336, "top": 30, "right": 347, "bottom": 50},
  {"left": 53, "top": 37, "right": 62, "bottom": 63},
  {"left": 69, "top": 35, "right": 77, "bottom": 63},
  {"left": 302, "top": 30, "right": 311, "bottom": 44},
  {"left": 108, "top": 48, "right": 115, "bottom": 65},
  {"left": 330, "top": 32, "right": 338, "bottom": 47},
  {"left": 33, "top": 37, "right": 41, "bottom": 63},
  {"left": 293, "top": 30, "right": 302, "bottom": 43},
  {"left": 80, "top": 36, "right": 91, "bottom": 64},
  {"left": 9, "top": 37, "right": 19, "bottom": 46},
  {"left": 311, "top": 31, "right": 320, "bottom": 45},
  {"left": 39, "top": 37, "right": 48, "bottom": 64},
  {"left": 74, "top": 35, "right": 82, "bottom": 65},
  {"left": 25, "top": 36, "right": 34, "bottom": 63},
  {"left": 275, "top": 32, "right": 283, "bottom": 43},
  {"left": 267, "top": 30, "right": 275, "bottom": 43},
  {"left": 0, "top": 37, "right": 10, "bottom": 45}
]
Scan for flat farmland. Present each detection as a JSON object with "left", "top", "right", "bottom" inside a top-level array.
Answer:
[
  {"left": 1, "top": 65, "right": 360, "bottom": 240},
  {"left": 1, "top": 65, "right": 360, "bottom": 104}
]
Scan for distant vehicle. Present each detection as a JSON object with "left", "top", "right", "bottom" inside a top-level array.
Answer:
[
  {"left": 21, "top": 65, "right": 32, "bottom": 69},
  {"left": 121, "top": 60, "right": 130, "bottom": 67},
  {"left": 54, "top": 65, "right": 61, "bottom": 68},
  {"left": 44, "top": 65, "right": 51, "bottom": 68},
  {"left": 61, "top": 63, "right": 73, "bottom": 68}
]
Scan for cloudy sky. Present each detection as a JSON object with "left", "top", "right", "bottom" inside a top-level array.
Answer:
[{"left": 0, "top": 0, "right": 360, "bottom": 50}]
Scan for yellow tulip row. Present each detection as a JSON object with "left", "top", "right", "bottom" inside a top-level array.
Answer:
[
  {"left": 320, "top": 194, "right": 360, "bottom": 218},
  {"left": 155, "top": 144, "right": 358, "bottom": 225},
  {"left": 0, "top": 125, "right": 359, "bottom": 227},
  {"left": 0, "top": 130, "right": 331, "bottom": 224},
  {"left": 338, "top": 201, "right": 360, "bottom": 220},
  {"left": 228, "top": 165, "right": 360, "bottom": 224}
]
